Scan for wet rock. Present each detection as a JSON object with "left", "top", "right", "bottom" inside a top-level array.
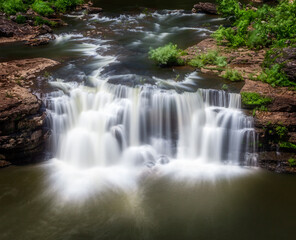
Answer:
[
  {"left": 87, "top": 7, "right": 103, "bottom": 14},
  {"left": 274, "top": 47, "right": 296, "bottom": 82},
  {"left": 0, "top": 160, "right": 11, "bottom": 168},
  {"left": 0, "top": 16, "right": 42, "bottom": 44},
  {"left": 158, "top": 155, "right": 170, "bottom": 165},
  {"left": 192, "top": 2, "right": 218, "bottom": 15},
  {"left": 25, "top": 37, "right": 50, "bottom": 46},
  {"left": 0, "top": 58, "right": 59, "bottom": 165}
]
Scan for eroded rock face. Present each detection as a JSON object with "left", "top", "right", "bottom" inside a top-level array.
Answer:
[
  {"left": 192, "top": 2, "right": 218, "bottom": 15},
  {"left": 274, "top": 47, "right": 296, "bottom": 82},
  {"left": 0, "top": 58, "right": 59, "bottom": 166}
]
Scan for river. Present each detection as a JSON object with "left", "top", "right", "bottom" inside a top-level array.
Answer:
[{"left": 0, "top": 0, "right": 296, "bottom": 239}]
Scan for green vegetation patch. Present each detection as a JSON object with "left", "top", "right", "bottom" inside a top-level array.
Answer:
[
  {"left": 241, "top": 92, "right": 272, "bottom": 107},
  {"left": 222, "top": 69, "right": 243, "bottom": 82},
  {"left": 0, "top": 0, "right": 27, "bottom": 15},
  {"left": 0, "top": 0, "right": 83, "bottom": 15},
  {"left": 148, "top": 43, "right": 185, "bottom": 67},
  {"left": 188, "top": 50, "right": 227, "bottom": 68},
  {"left": 257, "top": 64, "right": 296, "bottom": 88},
  {"left": 279, "top": 142, "right": 296, "bottom": 150},
  {"left": 32, "top": 0, "right": 54, "bottom": 16},
  {"left": 288, "top": 158, "right": 296, "bottom": 167},
  {"left": 214, "top": 0, "right": 296, "bottom": 49}
]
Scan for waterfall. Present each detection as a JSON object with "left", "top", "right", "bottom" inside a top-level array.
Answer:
[{"left": 47, "top": 82, "right": 257, "bottom": 169}]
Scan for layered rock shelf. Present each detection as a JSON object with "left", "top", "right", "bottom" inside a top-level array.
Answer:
[{"left": 0, "top": 58, "right": 59, "bottom": 167}]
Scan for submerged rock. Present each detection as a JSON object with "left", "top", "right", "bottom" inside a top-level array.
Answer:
[{"left": 0, "top": 58, "right": 59, "bottom": 166}]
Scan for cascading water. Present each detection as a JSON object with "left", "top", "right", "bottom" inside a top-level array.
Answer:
[
  {"left": 47, "top": 82, "right": 256, "bottom": 169},
  {"left": 42, "top": 10, "right": 258, "bottom": 200}
]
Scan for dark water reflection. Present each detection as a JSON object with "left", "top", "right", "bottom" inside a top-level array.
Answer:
[{"left": 0, "top": 164, "right": 296, "bottom": 240}]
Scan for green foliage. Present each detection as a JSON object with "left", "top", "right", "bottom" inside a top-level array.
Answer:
[
  {"left": 214, "top": 0, "right": 296, "bottom": 49},
  {"left": 189, "top": 50, "right": 227, "bottom": 68},
  {"left": 0, "top": 0, "right": 83, "bottom": 15},
  {"left": 222, "top": 69, "right": 243, "bottom": 81},
  {"left": 34, "top": 15, "right": 56, "bottom": 26},
  {"left": 288, "top": 158, "right": 296, "bottom": 167},
  {"left": 0, "top": 0, "right": 27, "bottom": 15},
  {"left": 275, "top": 125, "right": 288, "bottom": 140},
  {"left": 15, "top": 14, "right": 26, "bottom": 24},
  {"left": 32, "top": 0, "right": 54, "bottom": 16},
  {"left": 221, "top": 84, "right": 228, "bottom": 91},
  {"left": 257, "top": 64, "right": 296, "bottom": 87},
  {"left": 217, "top": 0, "right": 241, "bottom": 19},
  {"left": 241, "top": 92, "right": 272, "bottom": 107},
  {"left": 279, "top": 142, "right": 296, "bottom": 150},
  {"left": 54, "top": 0, "right": 83, "bottom": 12},
  {"left": 148, "top": 43, "right": 185, "bottom": 67}
]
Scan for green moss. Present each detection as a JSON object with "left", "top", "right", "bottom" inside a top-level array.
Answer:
[
  {"left": 241, "top": 92, "right": 272, "bottom": 107},
  {"left": 188, "top": 50, "right": 227, "bottom": 68},
  {"left": 222, "top": 69, "right": 243, "bottom": 81},
  {"left": 148, "top": 43, "right": 185, "bottom": 67},
  {"left": 221, "top": 84, "right": 228, "bottom": 91},
  {"left": 288, "top": 158, "right": 296, "bottom": 167}
]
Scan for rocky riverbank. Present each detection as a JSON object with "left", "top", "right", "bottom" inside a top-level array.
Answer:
[
  {"left": 183, "top": 37, "right": 296, "bottom": 173},
  {"left": 0, "top": 58, "right": 59, "bottom": 167},
  {"left": 0, "top": 1, "right": 102, "bottom": 46}
]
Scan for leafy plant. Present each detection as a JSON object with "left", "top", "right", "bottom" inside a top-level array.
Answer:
[
  {"left": 222, "top": 69, "right": 243, "bottom": 81},
  {"left": 189, "top": 50, "right": 227, "bottom": 68},
  {"left": 241, "top": 92, "right": 272, "bottom": 107},
  {"left": 54, "top": 0, "right": 83, "bottom": 13},
  {"left": 15, "top": 14, "right": 26, "bottom": 24},
  {"left": 32, "top": 0, "right": 54, "bottom": 16},
  {"left": 279, "top": 142, "right": 296, "bottom": 150},
  {"left": 288, "top": 158, "right": 296, "bottom": 167},
  {"left": 257, "top": 64, "right": 296, "bottom": 87},
  {"left": 221, "top": 84, "right": 228, "bottom": 90},
  {"left": 148, "top": 43, "right": 185, "bottom": 67},
  {"left": 0, "top": 0, "right": 26, "bottom": 15}
]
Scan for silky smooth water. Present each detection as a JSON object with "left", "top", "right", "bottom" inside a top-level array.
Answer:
[{"left": 0, "top": 1, "right": 295, "bottom": 239}]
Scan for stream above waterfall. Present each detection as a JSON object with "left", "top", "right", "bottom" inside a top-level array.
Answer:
[{"left": 0, "top": 1, "right": 296, "bottom": 239}]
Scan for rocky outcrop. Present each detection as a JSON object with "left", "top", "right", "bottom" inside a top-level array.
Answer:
[
  {"left": 0, "top": 58, "right": 59, "bottom": 166},
  {"left": 192, "top": 2, "right": 218, "bottom": 15},
  {"left": 273, "top": 47, "right": 296, "bottom": 82},
  {"left": 0, "top": 16, "right": 53, "bottom": 45},
  {"left": 183, "top": 38, "right": 265, "bottom": 79},
  {"left": 184, "top": 38, "right": 296, "bottom": 173}
]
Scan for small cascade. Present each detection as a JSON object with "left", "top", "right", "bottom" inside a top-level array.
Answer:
[{"left": 47, "top": 83, "right": 257, "bottom": 169}]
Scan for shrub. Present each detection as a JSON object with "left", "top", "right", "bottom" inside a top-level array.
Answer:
[
  {"left": 54, "top": 0, "right": 83, "bottom": 12},
  {"left": 280, "top": 142, "right": 296, "bottom": 150},
  {"left": 257, "top": 64, "right": 296, "bottom": 87},
  {"left": 148, "top": 43, "right": 184, "bottom": 67},
  {"left": 0, "top": 0, "right": 27, "bottom": 15},
  {"left": 32, "top": 0, "right": 54, "bottom": 16},
  {"left": 189, "top": 50, "right": 227, "bottom": 68},
  {"left": 241, "top": 92, "right": 272, "bottom": 109},
  {"left": 15, "top": 14, "right": 26, "bottom": 24},
  {"left": 288, "top": 158, "right": 296, "bottom": 167},
  {"left": 214, "top": 0, "right": 296, "bottom": 49},
  {"left": 222, "top": 69, "right": 243, "bottom": 81}
]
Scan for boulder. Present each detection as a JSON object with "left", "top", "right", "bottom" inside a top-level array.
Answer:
[
  {"left": 274, "top": 47, "right": 296, "bottom": 82},
  {"left": 87, "top": 7, "right": 103, "bottom": 14},
  {"left": 192, "top": 2, "right": 218, "bottom": 15}
]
